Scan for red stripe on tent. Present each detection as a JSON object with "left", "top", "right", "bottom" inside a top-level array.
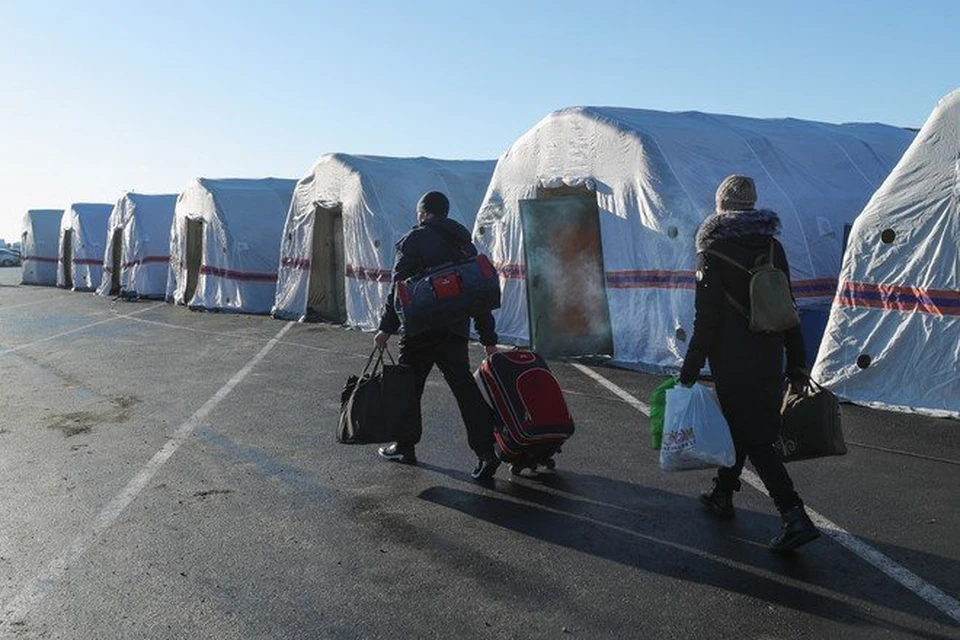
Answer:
[
  {"left": 605, "top": 270, "right": 697, "bottom": 290},
  {"left": 280, "top": 257, "right": 311, "bottom": 270},
  {"left": 837, "top": 281, "right": 960, "bottom": 317},
  {"left": 122, "top": 256, "right": 170, "bottom": 269},
  {"left": 792, "top": 278, "right": 837, "bottom": 298},
  {"left": 199, "top": 265, "right": 277, "bottom": 283},
  {"left": 72, "top": 258, "right": 102, "bottom": 266},
  {"left": 345, "top": 265, "right": 392, "bottom": 282},
  {"left": 495, "top": 263, "right": 526, "bottom": 279},
  {"left": 496, "top": 263, "right": 836, "bottom": 297},
  {"left": 22, "top": 256, "right": 58, "bottom": 263}
]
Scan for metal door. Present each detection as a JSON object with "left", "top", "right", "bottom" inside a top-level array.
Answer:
[
  {"left": 184, "top": 219, "right": 203, "bottom": 303},
  {"left": 307, "top": 206, "right": 347, "bottom": 323},
  {"left": 519, "top": 195, "right": 613, "bottom": 358},
  {"left": 110, "top": 228, "right": 122, "bottom": 295},
  {"left": 62, "top": 230, "right": 73, "bottom": 288}
]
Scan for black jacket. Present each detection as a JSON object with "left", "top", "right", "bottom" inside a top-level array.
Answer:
[
  {"left": 378, "top": 216, "right": 497, "bottom": 345},
  {"left": 679, "top": 209, "right": 805, "bottom": 448}
]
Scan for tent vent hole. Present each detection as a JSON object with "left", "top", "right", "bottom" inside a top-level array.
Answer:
[
  {"left": 675, "top": 327, "right": 687, "bottom": 342},
  {"left": 880, "top": 229, "right": 896, "bottom": 244},
  {"left": 667, "top": 226, "right": 678, "bottom": 239},
  {"left": 856, "top": 354, "right": 872, "bottom": 369}
]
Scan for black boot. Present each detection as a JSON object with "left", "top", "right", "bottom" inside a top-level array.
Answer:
[
  {"left": 769, "top": 505, "right": 820, "bottom": 553},
  {"left": 699, "top": 478, "right": 735, "bottom": 519}
]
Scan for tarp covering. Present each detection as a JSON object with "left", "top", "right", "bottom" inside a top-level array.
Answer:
[
  {"left": 813, "top": 90, "right": 960, "bottom": 419},
  {"left": 96, "top": 192, "right": 177, "bottom": 299},
  {"left": 58, "top": 203, "right": 112, "bottom": 291},
  {"left": 20, "top": 209, "right": 63, "bottom": 286},
  {"left": 167, "top": 178, "right": 296, "bottom": 314},
  {"left": 273, "top": 154, "right": 495, "bottom": 327},
  {"left": 474, "top": 106, "right": 915, "bottom": 370}
]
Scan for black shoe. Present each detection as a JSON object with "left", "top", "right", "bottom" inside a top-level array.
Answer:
[
  {"left": 769, "top": 505, "right": 820, "bottom": 553},
  {"left": 377, "top": 443, "right": 417, "bottom": 466},
  {"left": 698, "top": 478, "right": 735, "bottom": 519},
  {"left": 471, "top": 455, "right": 500, "bottom": 482}
]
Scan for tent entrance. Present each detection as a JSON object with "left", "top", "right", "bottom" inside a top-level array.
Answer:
[
  {"left": 519, "top": 189, "right": 613, "bottom": 359},
  {"left": 110, "top": 228, "right": 122, "bottom": 295},
  {"left": 307, "top": 205, "right": 347, "bottom": 323},
  {"left": 184, "top": 219, "right": 203, "bottom": 303},
  {"left": 62, "top": 230, "right": 73, "bottom": 288}
]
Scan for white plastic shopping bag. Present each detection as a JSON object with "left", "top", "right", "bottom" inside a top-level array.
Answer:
[{"left": 659, "top": 383, "right": 736, "bottom": 471}]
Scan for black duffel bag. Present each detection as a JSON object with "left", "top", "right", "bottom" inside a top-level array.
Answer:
[
  {"left": 775, "top": 377, "right": 847, "bottom": 462},
  {"left": 337, "top": 347, "right": 418, "bottom": 444}
]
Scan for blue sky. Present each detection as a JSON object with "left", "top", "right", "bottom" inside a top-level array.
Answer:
[{"left": 0, "top": 0, "right": 956, "bottom": 241}]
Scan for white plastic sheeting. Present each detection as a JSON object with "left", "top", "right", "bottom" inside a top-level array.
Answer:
[
  {"left": 813, "top": 90, "right": 960, "bottom": 419},
  {"left": 167, "top": 178, "right": 296, "bottom": 314},
  {"left": 58, "top": 203, "right": 112, "bottom": 291},
  {"left": 474, "top": 106, "right": 915, "bottom": 370},
  {"left": 273, "top": 154, "right": 495, "bottom": 327},
  {"left": 20, "top": 209, "right": 63, "bottom": 286},
  {"left": 96, "top": 192, "right": 177, "bottom": 299}
]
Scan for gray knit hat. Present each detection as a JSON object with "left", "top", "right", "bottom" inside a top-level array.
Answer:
[{"left": 715, "top": 175, "right": 757, "bottom": 212}]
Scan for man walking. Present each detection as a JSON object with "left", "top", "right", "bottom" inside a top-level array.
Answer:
[{"left": 374, "top": 190, "right": 500, "bottom": 482}]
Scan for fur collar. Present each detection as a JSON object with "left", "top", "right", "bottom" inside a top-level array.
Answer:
[{"left": 695, "top": 209, "right": 781, "bottom": 252}]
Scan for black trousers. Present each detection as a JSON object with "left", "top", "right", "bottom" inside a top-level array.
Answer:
[
  {"left": 397, "top": 331, "right": 495, "bottom": 457},
  {"left": 717, "top": 442, "right": 801, "bottom": 513}
]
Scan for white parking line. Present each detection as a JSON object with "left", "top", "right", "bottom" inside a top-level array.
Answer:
[
  {"left": 571, "top": 363, "right": 960, "bottom": 625},
  {"left": 0, "top": 322, "right": 294, "bottom": 627},
  {"left": 0, "top": 304, "right": 163, "bottom": 357},
  {"left": 0, "top": 297, "right": 63, "bottom": 312}
]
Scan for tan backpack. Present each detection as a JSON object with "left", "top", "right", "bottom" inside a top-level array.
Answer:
[{"left": 704, "top": 242, "right": 800, "bottom": 333}]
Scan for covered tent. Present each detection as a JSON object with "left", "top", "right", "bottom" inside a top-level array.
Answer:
[
  {"left": 167, "top": 177, "right": 296, "bottom": 314},
  {"left": 96, "top": 192, "right": 177, "bottom": 299},
  {"left": 20, "top": 209, "right": 64, "bottom": 285},
  {"left": 58, "top": 203, "right": 113, "bottom": 291},
  {"left": 273, "top": 154, "right": 496, "bottom": 327},
  {"left": 474, "top": 106, "right": 914, "bottom": 367},
  {"left": 812, "top": 90, "right": 960, "bottom": 419}
]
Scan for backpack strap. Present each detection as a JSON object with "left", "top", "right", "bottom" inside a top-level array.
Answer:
[
  {"left": 702, "top": 247, "right": 750, "bottom": 319},
  {"left": 703, "top": 247, "right": 750, "bottom": 274}
]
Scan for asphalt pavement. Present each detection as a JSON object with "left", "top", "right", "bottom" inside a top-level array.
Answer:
[{"left": 0, "top": 267, "right": 957, "bottom": 640}]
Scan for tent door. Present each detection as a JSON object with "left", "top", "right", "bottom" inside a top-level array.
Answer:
[
  {"left": 62, "top": 230, "right": 73, "bottom": 288},
  {"left": 184, "top": 219, "right": 203, "bottom": 303},
  {"left": 307, "top": 205, "right": 347, "bottom": 323},
  {"left": 519, "top": 191, "right": 613, "bottom": 358},
  {"left": 110, "top": 228, "right": 123, "bottom": 295}
]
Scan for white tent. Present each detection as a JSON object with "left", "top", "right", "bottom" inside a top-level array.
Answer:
[
  {"left": 58, "top": 203, "right": 112, "bottom": 291},
  {"left": 273, "top": 154, "right": 496, "bottom": 327},
  {"left": 167, "top": 178, "right": 296, "bottom": 314},
  {"left": 96, "top": 192, "right": 177, "bottom": 299},
  {"left": 812, "top": 90, "right": 960, "bottom": 419},
  {"left": 474, "top": 106, "right": 914, "bottom": 368},
  {"left": 20, "top": 209, "right": 63, "bottom": 286}
]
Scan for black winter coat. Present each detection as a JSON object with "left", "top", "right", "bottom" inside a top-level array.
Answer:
[
  {"left": 378, "top": 216, "right": 497, "bottom": 345},
  {"left": 679, "top": 209, "right": 805, "bottom": 448}
]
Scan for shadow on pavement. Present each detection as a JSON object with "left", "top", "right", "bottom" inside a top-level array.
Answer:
[{"left": 418, "top": 465, "right": 955, "bottom": 638}]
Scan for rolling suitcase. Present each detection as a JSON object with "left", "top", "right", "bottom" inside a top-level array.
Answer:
[{"left": 474, "top": 350, "right": 575, "bottom": 474}]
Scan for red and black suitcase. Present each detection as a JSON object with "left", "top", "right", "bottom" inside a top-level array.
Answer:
[{"left": 474, "top": 350, "right": 575, "bottom": 474}]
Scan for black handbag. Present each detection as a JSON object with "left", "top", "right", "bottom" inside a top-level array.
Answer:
[
  {"left": 337, "top": 347, "right": 418, "bottom": 444},
  {"left": 775, "top": 377, "right": 847, "bottom": 462}
]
